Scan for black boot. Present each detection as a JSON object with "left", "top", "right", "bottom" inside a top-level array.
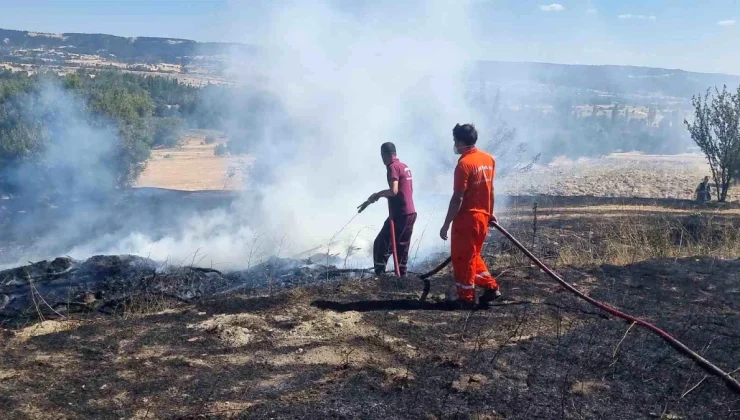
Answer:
[
  {"left": 374, "top": 265, "right": 385, "bottom": 276},
  {"left": 479, "top": 288, "right": 502, "bottom": 307}
]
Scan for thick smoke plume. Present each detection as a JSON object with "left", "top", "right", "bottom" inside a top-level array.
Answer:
[
  {"left": 219, "top": 0, "right": 487, "bottom": 265},
  {"left": 3, "top": 1, "right": 489, "bottom": 270},
  {"left": 1, "top": 82, "right": 130, "bottom": 267}
]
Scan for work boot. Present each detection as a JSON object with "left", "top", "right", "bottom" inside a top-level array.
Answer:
[{"left": 478, "top": 288, "right": 502, "bottom": 307}]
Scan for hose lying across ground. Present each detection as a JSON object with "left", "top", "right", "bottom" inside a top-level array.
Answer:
[{"left": 417, "top": 221, "right": 740, "bottom": 395}]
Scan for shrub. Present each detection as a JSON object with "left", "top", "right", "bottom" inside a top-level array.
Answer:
[
  {"left": 151, "top": 117, "right": 185, "bottom": 148},
  {"left": 214, "top": 143, "right": 228, "bottom": 156}
]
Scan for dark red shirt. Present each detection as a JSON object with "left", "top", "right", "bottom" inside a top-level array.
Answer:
[{"left": 387, "top": 158, "right": 415, "bottom": 216}]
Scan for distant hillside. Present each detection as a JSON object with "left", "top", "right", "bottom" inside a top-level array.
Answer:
[
  {"left": 2, "top": 27, "right": 739, "bottom": 99},
  {"left": 475, "top": 61, "right": 740, "bottom": 99},
  {"left": 0, "top": 28, "right": 255, "bottom": 64}
]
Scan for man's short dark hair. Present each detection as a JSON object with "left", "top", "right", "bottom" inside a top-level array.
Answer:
[
  {"left": 381, "top": 142, "right": 396, "bottom": 156},
  {"left": 452, "top": 123, "right": 478, "bottom": 146}
]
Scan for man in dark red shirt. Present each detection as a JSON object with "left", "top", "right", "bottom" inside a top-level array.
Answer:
[{"left": 364, "top": 142, "right": 417, "bottom": 276}]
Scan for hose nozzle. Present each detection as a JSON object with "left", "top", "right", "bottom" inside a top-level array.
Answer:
[{"left": 357, "top": 201, "right": 371, "bottom": 213}]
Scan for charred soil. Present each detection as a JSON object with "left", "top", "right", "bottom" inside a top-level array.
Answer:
[{"left": 1, "top": 198, "right": 739, "bottom": 419}]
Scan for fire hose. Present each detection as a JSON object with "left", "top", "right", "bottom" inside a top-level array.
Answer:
[
  {"left": 358, "top": 198, "right": 401, "bottom": 276},
  {"left": 388, "top": 201, "right": 402, "bottom": 277},
  {"left": 418, "top": 220, "right": 740, "bottom": 395}
]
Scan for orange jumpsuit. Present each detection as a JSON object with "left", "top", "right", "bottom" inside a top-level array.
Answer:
[{"left": 451, "top": 147, "right": 499, "bottom": 302}]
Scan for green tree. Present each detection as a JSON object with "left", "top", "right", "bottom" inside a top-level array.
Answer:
[
  {"left": 86, "top": 87, "right": 155, "bottom": 187},
  {"left": 647, "top": 105, "right": 657, "bottom": 127},
  {"left": 214, "top": 143, "right": 228, "bottom": 156},
  {"left": 0, "top": 93, "right": 46, "bottom": 193},
  {"left": 0, "top": 72, "right": 160, "bottom": 192},
  {"left": 685, "top": 86, "right": 740, "bottom": 202},
  {"left": 114, "top": 120, "right": 152, "bottom": 187},
  {"left": 151, "top": 117, "right": 185, "bottom": 148},
  {"left": 63, "top": 73, "right": 82, "bottom": 90},
  {"left": 1, "top": 68, "right": 245, "bottom": 193},
  {"left": 611, "top": 103, "right": 621, "bottom": 125}
]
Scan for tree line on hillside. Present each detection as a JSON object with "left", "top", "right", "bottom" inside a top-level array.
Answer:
[
  {"left": 0, "top": 28, "right": 254, "bottom": 65},
  {"left": 540, "top": 102, "right": 690, "bottom": 160},
  {"left": 475, "top": 61, "right": 740, "bottom": 100},
  {"left": 0, "top": 69, "right": 230, "bottom": 196},
  {"left": 468, "top": 87, "right": 692, "bottom": 164}
]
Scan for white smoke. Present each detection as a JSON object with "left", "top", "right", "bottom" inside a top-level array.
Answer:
[
  {"left": 66, "top": 208, "right": 259, "bottom": 269},
  {"left": 218, "top": 0, "right": 486, "bottom": 266},
  {"left": 0, "top": 82, "right": 125, "bottom": 268},
  {"left": 8, "top": 82, "right": 120, "bottom": 196},
  {"left": 3, "top": 1, "right": 489, "bottom": 271}
]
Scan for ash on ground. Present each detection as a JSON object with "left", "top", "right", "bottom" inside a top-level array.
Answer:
[{"left": 0, "top": 253, "right": 373, "bottom": 327}]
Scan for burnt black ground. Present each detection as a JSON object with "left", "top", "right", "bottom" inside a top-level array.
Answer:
[
  {"left": 0, "top": 256, "right": 738, "bottom": 419},
  {"left": 1, "top": 193, "right": 739, "bottom": 418}
]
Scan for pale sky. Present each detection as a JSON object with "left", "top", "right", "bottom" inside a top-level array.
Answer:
[{"left": 0, "top": 0, "right": 738, "bottom": 74}]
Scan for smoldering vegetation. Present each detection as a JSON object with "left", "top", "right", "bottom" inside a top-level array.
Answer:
[{"left": 0, "top": 252, "right": 370, "bottom": 327}]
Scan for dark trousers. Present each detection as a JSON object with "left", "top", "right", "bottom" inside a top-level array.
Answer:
[{"left": 373, "top": 213, "right": 417, "bottom": 276}]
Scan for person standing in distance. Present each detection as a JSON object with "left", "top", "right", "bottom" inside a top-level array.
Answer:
[
  {"left": 440, "top": 124, "right": 501, "bottom": 309},
  {"left": 695, "top": 176, "right": 712, "bottom": 203}
]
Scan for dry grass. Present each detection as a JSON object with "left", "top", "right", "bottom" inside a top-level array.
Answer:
[
  {"left": 507, "top": 204, "right": 740, "bottom": 217},
  {"left": 497, "top": 202, "right": 740, "bottom": 268},
  {"left": 554, "top": 216, "right": 740, "bottom": 266},
  {"left": 135, "top": 130, "right": 251, "bottom": 191}
]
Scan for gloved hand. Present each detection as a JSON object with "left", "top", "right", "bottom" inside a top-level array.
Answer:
[
  {"left": 357, "top": 200, "right": 371, "bottom": 213},
  {"left": 358, "top": 192, "right": 380, "bottom": 213}
]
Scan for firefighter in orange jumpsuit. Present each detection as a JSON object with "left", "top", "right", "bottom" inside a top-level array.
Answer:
[{"left": 440, "top": 123, "right": 501, "bottom": 309}]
